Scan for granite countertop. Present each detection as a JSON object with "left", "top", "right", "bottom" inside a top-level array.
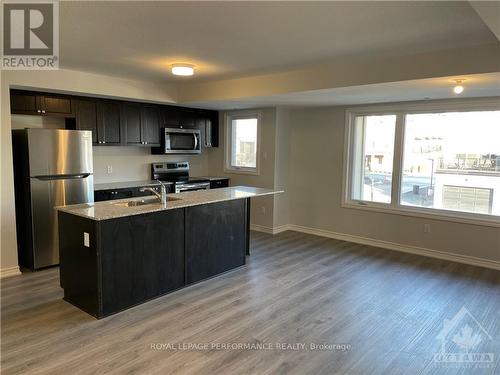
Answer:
[
  {"left": 57, "top": 186, "right": 282, "bottom": 221},
  {"left": 94, "top": 180, "right": 173, "bottom": 191}
]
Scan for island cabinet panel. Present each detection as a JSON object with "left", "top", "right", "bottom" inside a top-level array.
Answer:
[
  {"left": 58, "top": 212, "right": 100, "bottom": 317},
  {"left": 185, "top": 200, "right": 246, "bottom": 284},
  {"left": 99, "top": 209, "right": 185, "bottom": 316},
  {"left": 59, "top": 198, "right": 251, "bottom": 318}
]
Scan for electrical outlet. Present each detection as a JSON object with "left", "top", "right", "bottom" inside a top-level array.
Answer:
[
  {"left": 106, "top": 165, "right": 113, "bottom": 174},
  {"left": 261, "top": 206, "right": 266, "bottom": 215},
  {"left": 423, "top": 223, "right": 431, "bottom": 234},
  {"left": 83, "top": 232, "right": 90, "bottom": 247}
]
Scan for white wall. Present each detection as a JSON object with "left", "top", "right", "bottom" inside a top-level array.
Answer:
[
  {"left": 273, "top": 107, "right": 291, "bottom": 228},
  {"left": 280, "top": 105, "right": 500, "bottom": 265},
  {"left": 0, "top": 69, "right": 177, "bottom": 275}
]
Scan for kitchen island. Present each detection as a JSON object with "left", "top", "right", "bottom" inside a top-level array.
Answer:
[{"left": 57, "top": 186, "right": 281, "bottom": 318}]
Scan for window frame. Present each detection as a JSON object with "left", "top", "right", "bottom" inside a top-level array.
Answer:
[
  {"left": 224, "top": 110, "right": 262, "bottom": 175},
  {"left": 342, "top": 99, "right": 500, "bottom": 228}
]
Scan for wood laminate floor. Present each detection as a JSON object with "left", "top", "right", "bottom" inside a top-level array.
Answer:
[{"left": 1, "top": 231, "right": 499, "bottom": 375}]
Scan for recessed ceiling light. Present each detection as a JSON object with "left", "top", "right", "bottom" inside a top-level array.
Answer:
[
  {"left": 171, "top": 64, "right": 194, "bottom": 76},
  {"left": 453, "top": 79, "right": 465, "bottom": 95}
]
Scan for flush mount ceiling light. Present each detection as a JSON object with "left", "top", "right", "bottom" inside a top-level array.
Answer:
[
  {"left": 171, "top": 64, "right": 194, "bottom": 76},
  {"left": 453, "top": 79, "right": 465, "bottom": 94}
]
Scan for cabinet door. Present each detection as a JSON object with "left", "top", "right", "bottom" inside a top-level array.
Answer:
[
  {"left": 41, "top": 96, "right": 72, "bottom": 115},
  {"left": 179, "top": 110, "right": 196, "bottom": 128},
  {"left": 10, "top": 92, "right": 38, "bottom": 114},
  {"left": 209, "top": 179, "right": 229, "bottom": 189},
  {"left": 140, "top": 106, "right": 160, "bottom": 145},
  {"left": 75, "top": 99, "right": 98, "bottom": 144},
  {"left": 208, "top": 111, "right": 219, "bottom": 147},
  {"left": 122, "top": 103, "right": 142, "bottom": 145},
  {"left": 97, "top": 101, "right": 121, "bottom": 145},
  {"left": 195, "top": 116, "right": 209, "bottom": 147},
  {"left": 197, "top": 112, "right": 219, "bottom": 148},
  {"left": 94, "top": 190, "right": 111, "bottom": 202},
  {"left": 163, "top": 107, "right": 180, "bottom": 127},
  {"left": 100, "top": 209, "right": 185, "bottom": 316},
  {"left": 185, "top": 200, "right": 246, "bottom": 284}
]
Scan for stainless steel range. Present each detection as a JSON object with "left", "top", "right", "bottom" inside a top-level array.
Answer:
[{"left": 152, "top": 162, "right": 210, "bottom": 193}]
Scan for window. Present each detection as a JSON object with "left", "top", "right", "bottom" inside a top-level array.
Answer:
[
  {"left": 344, "top": 103, "right": 500, "bottom": 224},
  {"left": 351, "top": 115, "right": 396, "bottom": 203},
  {"left": 225, "top": 112, "right": 260, "bottom": 174}
]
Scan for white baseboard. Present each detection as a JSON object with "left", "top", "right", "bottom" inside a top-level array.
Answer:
[
  {"left": 0, "top": 266, "right": 21, "bottom": 279},
  {"left": 250, "top": 224, "right": 288, "bottom": 235},
  {"left": 251, "top": 223, "right": 500, "bottom": 271}
]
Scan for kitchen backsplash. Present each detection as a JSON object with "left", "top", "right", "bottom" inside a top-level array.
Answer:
[{"left": 93, "top": 146, "right": 209, "bottom": 183}]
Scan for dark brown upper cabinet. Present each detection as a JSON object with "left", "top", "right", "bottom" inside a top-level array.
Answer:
[
  {"left": 140, "top": 106, "right": 161, "bottom": 146},
  {"left": 162, "top": 106, "right": 180, "bottom": 128},
  {"left": 122, "top": 103, "right": 160, "bottom": 146},
  {"left": 9, "top": 89, "right": 219, "bottom": 148},
  {"left": 41, "top": 96, "right": 72, "bottom": 115},
  {"left": 162, "top": 107, "right": 197, "bottom": 129},
  {"left": 196, "top": 111, "right": 219, "bottom": 148},
  {"left": 74, "top": 99, "right": 98, "bottom": 144},
  {"left": 179, "top": 110, "right": 197, "bottom": 128},
  {"left": 10, "top": 92, "right": 37, "bottom": 114},
  {"left": 122, "top": 103, "right": 142, "bottom": 145},
  {"left": 10, "top": 90, "right": 72, "bottom": 116},
  {"left": 96, "top": 100, "right": 121, "bottom": 145}
]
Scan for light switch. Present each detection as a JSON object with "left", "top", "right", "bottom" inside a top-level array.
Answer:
[{"left": 83, "top": 232, "right": 90, "bottom": 247}]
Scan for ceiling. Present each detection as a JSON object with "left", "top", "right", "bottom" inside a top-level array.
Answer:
[
  {"left": 60, "top": 1, "right": 497, "bottom": 83},
  {"left": 185, "top": 73, "right": 500, "bottom": 110}
]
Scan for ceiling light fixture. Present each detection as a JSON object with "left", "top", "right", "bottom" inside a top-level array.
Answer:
[
  {"left": 171, "top": 64, "right": 194, "bottom": 76},
  {"left": 453, "top": 79, "right": 465, "bottom": 95}
]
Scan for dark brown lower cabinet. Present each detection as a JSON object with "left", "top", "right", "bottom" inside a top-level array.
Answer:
[
  {"left": 185, "top": 200, "right": 246, "bottom": 284},
  {"left": 100, "top": 210, "right": 185, "bottom": 316},
  {"left": 58, "top": 199, "right": 248, "bottom": 318}
]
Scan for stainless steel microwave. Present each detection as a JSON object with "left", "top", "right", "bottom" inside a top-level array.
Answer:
[{"left": 160, "top": 127, "right": 201, "bottom": 154}]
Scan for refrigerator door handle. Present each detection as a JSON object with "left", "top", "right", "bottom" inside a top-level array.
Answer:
[{"left": 33, "top": 173, "right": 91, "bottom": 181}]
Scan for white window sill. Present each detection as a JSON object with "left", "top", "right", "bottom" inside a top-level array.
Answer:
[
  {"left": 342, "top": 201, "right": 500, "bottom": 228},
  {"left": 224, "top": 167, "right": 260, "bottom": 176}
]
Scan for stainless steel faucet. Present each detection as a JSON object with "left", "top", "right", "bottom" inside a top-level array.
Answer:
[{"left": 139, "top": 180, "right": 167, "bottom": 204}]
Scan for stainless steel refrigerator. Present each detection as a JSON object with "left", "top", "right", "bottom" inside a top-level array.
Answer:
[{"left": 12, "top": 129, "right": 94, "bottom": 270}]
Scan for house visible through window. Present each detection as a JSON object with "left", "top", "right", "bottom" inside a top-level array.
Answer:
[
  {"left": 400, "top": 111, "right": 500, "bottom": 216},
  {"left": 345, "top": 106, "right": 500, "bottom": 221},
  {"left": 226, "top": 113, "right": 260, "bottom": 174}
]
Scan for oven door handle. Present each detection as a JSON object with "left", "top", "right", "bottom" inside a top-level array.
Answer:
[
  {"left": 177, "top": 183, "right": 210, "bottom": 192},
  {"left": 193, "top": 133, "right": 199, "bottom": 150},
  {"left": 180, "top": 183, "right": 209, "bottom": 189}
]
